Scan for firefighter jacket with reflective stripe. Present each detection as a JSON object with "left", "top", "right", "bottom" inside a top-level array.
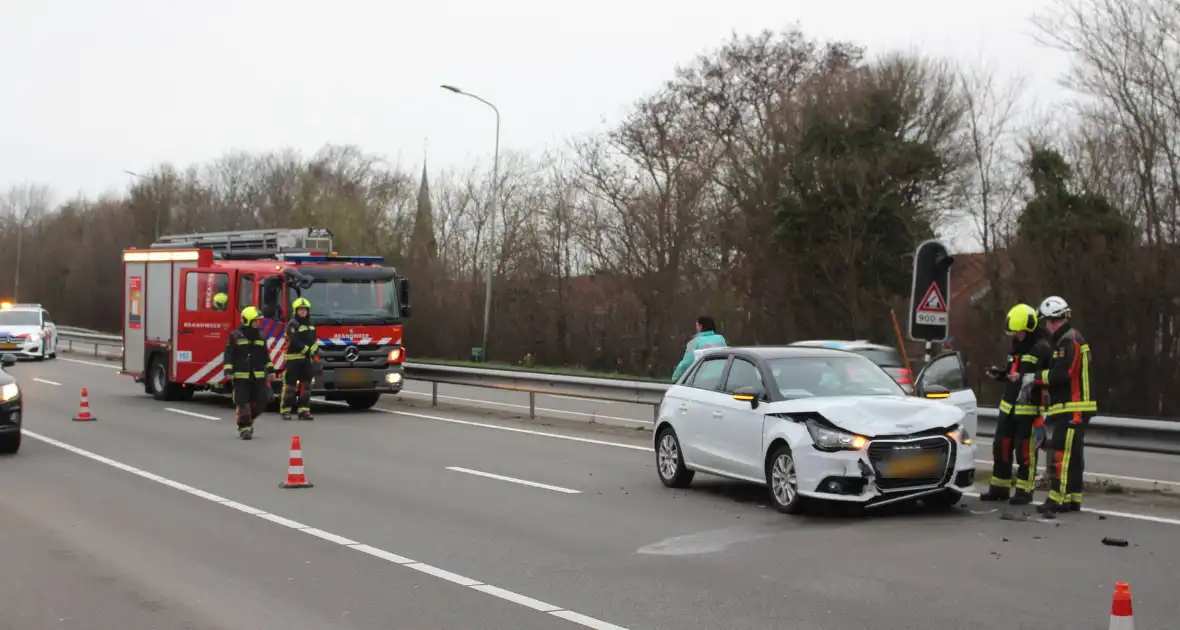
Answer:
[
  {"left": 1034, "top": 323, "right": 1097, "bottom": 423},
  {"left": 991, "top": 332, "right": 1052, "bottom": 422},
  {"left": 223, "top": 326, "right": 274, "bottom": 380},
  {"left": 284, "top": 316, "right": 319, "bottom": 361}
]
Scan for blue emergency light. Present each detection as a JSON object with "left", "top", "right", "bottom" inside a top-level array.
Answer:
[{"left": 281, "top": 254, "right": 385, "bottom": 264}]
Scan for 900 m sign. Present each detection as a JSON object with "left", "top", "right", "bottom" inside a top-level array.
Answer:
[{"left": 915, "top": 311, "right": 948, "bottom": 326}]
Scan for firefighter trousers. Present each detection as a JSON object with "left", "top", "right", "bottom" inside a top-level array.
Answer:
[
  {"left": 1046, "top": 417, "right": 1087, "bottom": 506},
  {"left": 232, "top": 379, "right": 271, "bottom": 429},
  {"left": 281, "top": 360, "right": 313, "bottom": 415},
  {"left": 989, "top": 413, "right": 1038, "bottom": 494}
]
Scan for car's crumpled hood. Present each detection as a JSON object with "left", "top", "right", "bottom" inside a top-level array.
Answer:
[{"left": 768, "top": 395, "right": 965, "bottom": 437}]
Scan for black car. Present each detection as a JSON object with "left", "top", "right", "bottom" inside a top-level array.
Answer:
[{"left": 0, "top": 353, "right": 21, "bottom": 454}]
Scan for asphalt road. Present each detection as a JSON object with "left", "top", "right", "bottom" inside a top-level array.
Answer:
[{"left": 3, "top": 354, "right": 1180, "bottom": 629}]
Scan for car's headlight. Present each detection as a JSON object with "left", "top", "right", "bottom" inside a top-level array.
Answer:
[
  {"left": 806, "top": 419, "right": 868, "bottom": 451},
  {"left": 0, "top": 383, "right": 19, "bottom": 402},
  {"left": 387, "top": 348, "right": 403, "bottom": 362},
  {"left": 947, "top": 424, "right": 973, "bottom": 445},
  {"left": 26, "top": 332, "right": 40, "bottom": 342}
]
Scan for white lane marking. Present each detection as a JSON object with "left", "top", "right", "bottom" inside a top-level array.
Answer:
[
  {"left": 399, "top": 390, "right": 643, "bottom": 424},
  {"left": 446, "top": 466, "right": 581, "bottom": 494},
  {"left": 375, "top": 407, "right": 650, "bottom": 452},
  {"left": 470, "top": 584, "right": 563, "bottom": 612},
  {"left": 973, "top": 458, "right": 1180, "bottom": 488},
  {"left": 19, "top": 429, "right": 636, "bottom": 630},
  {"left": 551, "top": 610, "right": 632, "bottom": 630},
  {"left": 166, "top": 408, "right": 222, "bottom": 421},
  {"left": 32, "top": 377, "right": 62, "bottom": 386},
  {"left": 958, "top": 491, "right": 1180, "bottom": 526},
  {"left": 59, "top": 356, "right": 120, "bottom": 370}
]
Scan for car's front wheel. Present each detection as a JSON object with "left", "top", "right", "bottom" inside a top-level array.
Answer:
[
  {"left": 656, "top": 427, "right": 694, "bottom": 488},
  {"left": 0, "top": 431, "right": 21, "bottom": 455},
  {"left": 921, "top": 489, "right": 963, "bottom": 510},
  {"left": 766, "top": 444, "right": 806, "bottom": 514}
]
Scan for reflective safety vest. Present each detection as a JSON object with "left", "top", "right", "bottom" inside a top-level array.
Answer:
[
  {"left": 223, "top": 327, "right": 274, "bottom": 380},
  {"left": 284, "top": 318, "right": 320, "bottom": 361},
  {"left": 1035, "top": 324, "right": 1097, "bottom": 424}
]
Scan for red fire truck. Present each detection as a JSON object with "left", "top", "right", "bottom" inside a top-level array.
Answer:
[{"left": 120, "top": 227, "right": 410, "bottom": 410}]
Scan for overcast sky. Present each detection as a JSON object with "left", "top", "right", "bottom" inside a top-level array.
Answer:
[{"left": 1, "top": 0, "right": 1069, "bottom": 213}]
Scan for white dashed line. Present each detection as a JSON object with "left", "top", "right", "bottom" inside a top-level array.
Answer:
[
  {"left": 446, "top": 466, "right": 582, "bottom": 494},
  {"left": 32, "top": 377, "right": 62, "bottom": 386},
  {"left": 374, "top": 407, "right": 650, "bottom": 452},
  {"left": 18, "top": 429, "right": 637, "bottom": 630},
  {"left": 166, "top": 407, "right": 222, "bottom": 421},
  {"left": 59, "top": 356, "right": 120, "bottom": 369}
]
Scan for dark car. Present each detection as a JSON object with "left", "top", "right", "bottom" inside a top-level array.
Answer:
[
  {"left": 788, "top": 340, "right": 914, "bottom": 393},
  {"left": 0, "top": 353, "right": 21, "bottom": 454}
]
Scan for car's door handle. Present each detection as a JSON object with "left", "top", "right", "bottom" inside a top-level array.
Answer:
[
  {"left": 678, "top": 404, "right": 689, "bottom": 414},
  {"left": 178, "top": 330, "right": 193, "bottom": 335},
  {"left": 712, "top": 411, "right": 723, "bottom": 418}
]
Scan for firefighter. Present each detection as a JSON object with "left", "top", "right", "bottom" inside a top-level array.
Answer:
[
  {"left": 281, "top": 297, "right": 319, "bottom": 421},
  {"left": 979, "top": 303, "right": 1052, "bottom": 505},
  {"left": 222, "top": 306, "right": 274, "bottom": 440},
  {"left": 212, "top": 292, "right": 228, "bottom": 312},
  {"left": 1022, "top": 296, "right": 1097, "bottom": 515}
]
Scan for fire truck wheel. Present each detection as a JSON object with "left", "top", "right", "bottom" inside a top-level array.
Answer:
[
  {"left": 344, "top": 393, "right": 382, "bottom": 410},
  {"left": 149, "top": 355, "right": 183, "bottom": 401}
]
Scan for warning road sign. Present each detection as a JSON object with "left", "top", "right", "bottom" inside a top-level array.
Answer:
[
  {"left": 908, "top": 240, "right": 952, "bottom": 341},
  {"left": 915, "top": 282, "right": 948, "bottom": 326}
]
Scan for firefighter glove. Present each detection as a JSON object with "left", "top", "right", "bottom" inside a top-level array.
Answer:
[
  {"left": 1034, "top": 425, "right": 1047, "bottom": 449},
  {"left": 1015, "top": 373, "right": 1036, "bottom": 404}
]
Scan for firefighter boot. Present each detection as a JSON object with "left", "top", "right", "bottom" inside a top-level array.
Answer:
[
  {"left": 1009, "top": 490, "right": 1033, "bottom": 506},
  {"left": 238, "top": 425, "right": 253, "bottom": 440},
  {"left": 298, "top": 411, "right": 314, "bottom": 421},
  {"left": 1036, "top": 500, "right": 1065, "bottom": 516},
  {"left": 979, "top": 486, "right": 1010, "bottom": 502},
  {"left": 281, "top": 412, "right": 293, "bottom": 421}
]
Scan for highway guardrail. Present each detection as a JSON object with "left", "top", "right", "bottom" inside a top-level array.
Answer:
[{"left": 53, "top": 330, "right": 1180, "bottom": 455}]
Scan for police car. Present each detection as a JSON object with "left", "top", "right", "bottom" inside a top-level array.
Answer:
[
  {"left": 0, "top": 302, "right": 58, "bottom": 361},
  {"left": 0, "top": 353, "right": 21, "bottom": 454}
]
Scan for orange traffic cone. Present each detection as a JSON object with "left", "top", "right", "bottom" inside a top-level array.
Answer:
[
  {"left": 72, "top": 387, "right": 96, "bottom": 422},
  {"left": 279, "top": 435, "right": 313, "bottom": 488},
  {"left": 1109, "top": 582, "right": 1134, "bottom": 630}
]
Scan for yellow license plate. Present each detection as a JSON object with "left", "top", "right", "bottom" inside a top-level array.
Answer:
[
  {"left": 337, "top": 368, "right": 370, "bottom": 389},
  {"left": 0, "top": 344, "right": 17, "bottom": 350},
  {"left": 882, "top": 453, "right": 941, "bottom": 478}
]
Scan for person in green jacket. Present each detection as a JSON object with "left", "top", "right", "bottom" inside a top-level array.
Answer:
[{"left": 671, "top": 316, "right": 728, "bottom": 381}]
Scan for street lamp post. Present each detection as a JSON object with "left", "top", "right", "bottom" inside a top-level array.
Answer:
[
  {"left": 441, "top": 84, "right": 501, "bottom": 362},
  {"left": 124, "top": 169, "right": 161, "bottom": 240}
]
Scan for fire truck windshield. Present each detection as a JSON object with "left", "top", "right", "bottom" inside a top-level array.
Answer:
[{"left": 299, "top": 277, "right": 401, "bottom": 325}]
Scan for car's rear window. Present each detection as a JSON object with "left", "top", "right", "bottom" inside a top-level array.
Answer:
[{"left": 852, "top": 348, "right": 903, "bottom": 367}]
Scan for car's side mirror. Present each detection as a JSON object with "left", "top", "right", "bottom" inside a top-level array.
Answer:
[
  {"left": 1, "top": 353, "right": 16, "bottom": 368},
  {"left": 921, "top": 384, "right": 951, "bottom": 399},
  {"left": 732, "top": 386, "right": 761, "bottom": 409}
]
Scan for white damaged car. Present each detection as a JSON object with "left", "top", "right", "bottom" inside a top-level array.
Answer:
[{"left": 653, "top": 346, "right": 976, "bottom": 514}]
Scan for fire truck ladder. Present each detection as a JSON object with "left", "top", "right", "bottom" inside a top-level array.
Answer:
[{"left": 150, "top": 228, "right": 334, "bottom": 260}]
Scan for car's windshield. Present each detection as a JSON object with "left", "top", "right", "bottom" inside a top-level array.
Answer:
[
  {"left": 299, "top": 278, "right": 400, "bottom": 325},
  {"left": 767, "top": 356, "right": 905, "bottom": 399},
  {"left": 0, "top": 310, "right": 40, "bottom": 327}
]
